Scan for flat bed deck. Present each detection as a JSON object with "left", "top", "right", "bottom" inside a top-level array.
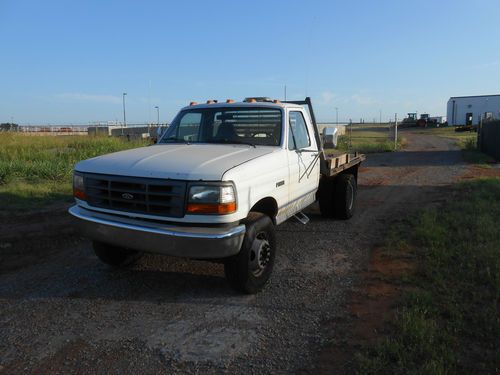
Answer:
[{"left": 323, "top": 152, "right": 366, "bottom": 177}]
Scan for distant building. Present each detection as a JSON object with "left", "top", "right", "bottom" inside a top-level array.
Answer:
[{"left": 447, "top": 94, "right": 500, "bottom": 126}]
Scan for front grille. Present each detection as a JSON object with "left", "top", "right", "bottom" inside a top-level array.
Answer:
[{"left": 83, "top": 173, "right": 187, "bottom": 218}]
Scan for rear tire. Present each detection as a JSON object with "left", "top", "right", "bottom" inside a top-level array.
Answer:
[
  {"left": 318, "top": 174, "right": 357, "bottom": 219},
  {"left": 333, "top": 174, "right": 356, "bottom": 219},
  {"left": 93, "top": 241, "right": 142, "bottom": 267},
  {"left": 224, "top": 212, "right": 276, "bottom": 294},
  {"left": 318, "top": 177, "right": 335, "bottom": 218}
]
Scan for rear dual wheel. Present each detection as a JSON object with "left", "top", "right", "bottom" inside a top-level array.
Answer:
[{"left": 319, "top": 173, "right": 357, "bottom": 219}]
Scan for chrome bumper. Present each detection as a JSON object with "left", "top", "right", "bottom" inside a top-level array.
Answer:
[{"left": 68, "top": 205, "right": 245, "bottom": 259}]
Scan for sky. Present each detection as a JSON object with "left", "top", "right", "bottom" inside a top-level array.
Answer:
[{"left": 1, "top": 0, "right": 499, "bottom": 125}]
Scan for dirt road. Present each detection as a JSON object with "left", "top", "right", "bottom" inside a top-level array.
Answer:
[{"left": 0, "top": 131, "right": 473, "bottom": 373}]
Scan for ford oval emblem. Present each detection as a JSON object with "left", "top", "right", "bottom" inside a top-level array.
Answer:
[{"left": 122, "top": 193, "right": 134, "bottom": 200}]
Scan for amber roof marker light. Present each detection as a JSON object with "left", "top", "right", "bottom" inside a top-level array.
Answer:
[{"left": 243, "top": 97, "right": 272, "bottom": 103}]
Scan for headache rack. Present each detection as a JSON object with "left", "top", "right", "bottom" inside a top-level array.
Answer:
[{"left": 283, "top": 97, "right": 365, "bottom": 177}]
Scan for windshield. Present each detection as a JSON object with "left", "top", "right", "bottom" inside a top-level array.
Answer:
[{"left": 159, "top": 107, "right": 282, "bottom": 146}]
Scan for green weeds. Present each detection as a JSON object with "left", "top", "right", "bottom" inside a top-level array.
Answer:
[
  {"left": 335, "top": 129, "right": 405, "bottom": 153},
  {"left": 0, "top": 134, "right": 147, "bottom": 211},
  {"left": 357, "top": 178, "right": 500, "bottom": 374}
]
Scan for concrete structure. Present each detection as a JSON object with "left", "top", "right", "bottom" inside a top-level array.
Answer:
[
  {"left": 447, "top": 95, "right": 500, "bottom": 126},
  {"left": 87, "top": 125, "right": 159, "bottom": 138}
]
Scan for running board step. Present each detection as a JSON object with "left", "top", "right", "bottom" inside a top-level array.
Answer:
[{"left": 293, "top": 211, "right": 310, "bottom": 225}]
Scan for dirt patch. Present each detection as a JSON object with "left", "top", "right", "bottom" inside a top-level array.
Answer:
[
  {"left": 313, "top": 247, "right": 415, "bottom": 374},
  {"left": 0, "top": 202, "right": 75, "bottom": 273},
  {"left": 460, "top": 164, "right": 500, "bottom": 180}
]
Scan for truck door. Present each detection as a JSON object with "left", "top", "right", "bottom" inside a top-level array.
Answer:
[{"left": 286, "top": 110, "right": 320, "bottom": 214}]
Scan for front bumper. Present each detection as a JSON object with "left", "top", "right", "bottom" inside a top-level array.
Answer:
[{"left": 68, "top": 205, "right": 245, "bottom": 259}]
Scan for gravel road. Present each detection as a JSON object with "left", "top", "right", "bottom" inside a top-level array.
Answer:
[{"left": 0, "top": 131, "right": 470, "bottom": 374}]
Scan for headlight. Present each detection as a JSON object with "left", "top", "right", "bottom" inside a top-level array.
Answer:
[
  {"left": 73, "top": 172, "right": 86, "bottom": 200},
  {"left": 187, "top": 184, "right": 236, "bottom": 214}
]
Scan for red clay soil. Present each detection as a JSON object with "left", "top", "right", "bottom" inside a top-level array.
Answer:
[
  {"left": 461, "top": 164, "right": 500, "bottom": 180},
  {"left": 313, "top": 247, "right": 415, "bottom": 375}
]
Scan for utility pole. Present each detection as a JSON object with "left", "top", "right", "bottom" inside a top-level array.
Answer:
[
  {"left": 349, "top": 118, "right": 353, "bottom": 149},
  {"left": 394, "top": 113, "right": 398, "bottom": 150},
  {"left": 335, "top": 107, "right": 338, "bottom": 126},
  {"left": 155, "top": 106, "right": 160, "bottom": 126},
  {"left": 284, "top": 85, "right": 287, "bottom": 101},
  {"left": 122, "top": 92, "right": 127, "bottom": 136},
  {"left": 379, "top": 109, "right": 382, "bottom": 124}
]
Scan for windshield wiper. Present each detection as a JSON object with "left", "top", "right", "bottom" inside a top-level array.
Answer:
[
  {"left": 160, "top": 136, "right": 188, "bottom": 144},
  {"left": 213, "top": 139, "right": 256, "bottom": 148}
]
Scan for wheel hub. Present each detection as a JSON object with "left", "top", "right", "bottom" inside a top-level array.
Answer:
[{"left": 250, "top": 233, "right": 271, "bottom": 275}]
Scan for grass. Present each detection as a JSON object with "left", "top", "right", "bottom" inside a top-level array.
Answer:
[
  {"left": 415, "top": 126, "right": 475, "bottom": 142},
  {"left": 0, "top": 134, "right": 147, "bottom": 212},
  {"left": 357, "top": 178, "right": 500, "bottom": 374},
  {"left": 460, "top": 137, "right": 495, "bottom": 165},
  {"left": 335, "top": 128, "right": 405, "bottom": 153}
]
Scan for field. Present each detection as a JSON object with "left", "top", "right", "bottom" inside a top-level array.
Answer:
[
  {"left": 0, "top": 134, "right": 147, "bottom": 212},
  {"left": 335, "top": 125, "right": 405, "bottom": 153}
]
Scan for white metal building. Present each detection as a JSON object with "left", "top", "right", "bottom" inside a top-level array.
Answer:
[{"left": 447, "top": 94, "right": 500, "bottom": 126}]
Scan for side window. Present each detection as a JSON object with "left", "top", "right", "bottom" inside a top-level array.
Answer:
[
  {"left": 177, "top": 112, "right": 202, "bottom": 141},
  {"left": 288, "top": 111, "right": 311, "bottom": 150}
]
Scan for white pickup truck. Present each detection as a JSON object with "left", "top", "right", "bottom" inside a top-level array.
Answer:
[{"left": 69, "top": 97, "right": 365, "bottom": 293}]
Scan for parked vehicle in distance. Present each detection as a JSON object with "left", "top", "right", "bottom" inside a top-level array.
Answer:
[{"left": 69, "top": 97, "right": 365, "bottom": 293}]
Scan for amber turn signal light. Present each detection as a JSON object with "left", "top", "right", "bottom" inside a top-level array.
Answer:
[
  {"left": 186, "top": 202, "right": 236, "bottom": 215},
  {"left": 73, "top": 189, "right": 86, "bottom": 200}
]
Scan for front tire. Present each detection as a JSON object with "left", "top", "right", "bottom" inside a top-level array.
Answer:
[
  {"left": 224, "top": 212, "right": 276, "bottom": 294},
  {"left": 93, "top": 241, "right": 142, "bottom": 267}
]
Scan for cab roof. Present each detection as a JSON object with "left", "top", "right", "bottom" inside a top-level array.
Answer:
[{"left": 180, "top": 100, "right": 304, "bottom": 111}]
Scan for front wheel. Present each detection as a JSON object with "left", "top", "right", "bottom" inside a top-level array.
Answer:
[
  {"left": 93, "top": 241, "right": 142, "bottom": 267},
  {"left": 224, "top": 212, "right": 276, "bottom": 294}
]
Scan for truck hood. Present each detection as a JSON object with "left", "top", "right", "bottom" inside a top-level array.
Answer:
[{"left": 75, "top": 144, "right": 276, "bottom": 180}]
